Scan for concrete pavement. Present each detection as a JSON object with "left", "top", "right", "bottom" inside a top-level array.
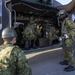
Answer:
[{"left": 26, "top": 47, "right": 75, "bottom": 75}]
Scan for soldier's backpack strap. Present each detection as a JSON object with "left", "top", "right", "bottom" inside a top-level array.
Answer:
[{"left": 0, "top": 46, "right": 15, "bottom": 64}]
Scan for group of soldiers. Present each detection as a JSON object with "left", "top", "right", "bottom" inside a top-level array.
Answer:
[
  {"left": 15, "top": 10, "right": 75, "bottom": 72},
  {"left": 0, "top": 9, "right": 75, "bottom": 75},
  {"left": 16, "top": 17, "right": 54, "bottom": 49}
]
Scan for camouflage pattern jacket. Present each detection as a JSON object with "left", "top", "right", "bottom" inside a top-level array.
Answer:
[
  {"left": 23, "top": 24, "right": 36, "bottom": 41},
  {"left": 61, "top": 17, "right": 75, "bottom": 48},
  {"left": 0, "top": 44, "right": 32, "bottom": 75}
]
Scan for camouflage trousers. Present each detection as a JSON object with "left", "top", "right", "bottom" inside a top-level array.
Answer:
[
  {"left": 62, "top": 38, "right": 75, "bottom": 66},
  {"left": 63, "top": 49, "right": 75, "bottom": 66}
]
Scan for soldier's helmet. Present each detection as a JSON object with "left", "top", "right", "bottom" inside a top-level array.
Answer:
[
  {"left": 57, "top": 10, "right": 67, "bottom": 16},
  {"left": 2, "top": 27, "right": 17, "bottom": 38}
]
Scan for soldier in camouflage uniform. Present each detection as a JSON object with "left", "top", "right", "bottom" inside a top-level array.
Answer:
[
  {"left": 23, "top": 17, "right": 37, "bottom": 48},
  {"left": 0, "top": 28, "right": 32, "bottom": 75},
  {"left": 58, "top": 10, "right": 75, "bottom": 72}
]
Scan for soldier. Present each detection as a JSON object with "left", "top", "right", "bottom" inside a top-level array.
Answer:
[
  {"left": 58, "top": 10, "right": 75, "bottom": 72},
  {"left": 23, "top": 17, "right": 37, "bottom": 48},
  {"left": 0, "top": 28, "right": 32, "bottom": 75}
]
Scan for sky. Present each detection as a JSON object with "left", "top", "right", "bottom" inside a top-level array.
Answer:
[{"left": 56, "top": 0, "right": 72, "bottom": 5}]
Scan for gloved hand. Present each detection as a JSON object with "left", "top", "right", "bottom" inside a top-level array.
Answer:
[
  {"left": 64, "top": 34, "right": 69, "bottom": 39},
  {"left": 59, "top": 37, "right": 62, "bottom": 41}
]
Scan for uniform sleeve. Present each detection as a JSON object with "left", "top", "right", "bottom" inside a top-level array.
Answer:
[
  {"left": 65, "top": 19, "right": 75, "bottom": 29},
  {"left": 11, "top": 46, "right": 32, "bottom": 75},
  {"left": 65, "top": 19, "right": 75, "bottom": 37}
]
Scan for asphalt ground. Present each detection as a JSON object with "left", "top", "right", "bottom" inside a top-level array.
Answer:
[{"left": 26, "top": 47, "right": 75, "bottom": 75}]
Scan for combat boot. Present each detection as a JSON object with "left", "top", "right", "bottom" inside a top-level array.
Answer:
[
  {"left": 59, "top": 60, "right": 68, "bottom": 65},
  {"left": 64, "top": 66, "right": 75, "bottom": 72}
]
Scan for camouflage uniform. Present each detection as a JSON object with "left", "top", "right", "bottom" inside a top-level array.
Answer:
[
  {"left": 22, "top": 18, "right": 37, "bottom": 48},
  {"left": 23, "top": 17, "right": 37, "bottom": 41},
  {"left": 0, "top": 43, "right": 32, "bottom": 75},
  {"left": 61, "top": 17, "right": 75, "bottom": 66},
  {"left": 23, "top": 24, "right": 36, "bottom": 41}
]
